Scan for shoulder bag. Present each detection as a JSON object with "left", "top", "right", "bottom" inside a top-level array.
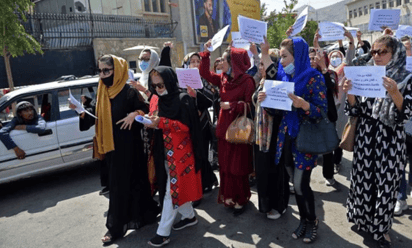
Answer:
[
  {"left": 226, "top": 101, "right": 255, "bottom": 144},
  {"left": 339, "top": 116, "right": 358, "bottom": 152}
]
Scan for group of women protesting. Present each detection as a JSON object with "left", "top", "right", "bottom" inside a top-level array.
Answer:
[{"left": 69, "top": 26, "right": 412, "bottom": 248}]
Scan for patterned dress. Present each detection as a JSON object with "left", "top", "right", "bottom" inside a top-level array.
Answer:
[{"left": 345, "top": 80, "right": 412, "bottom": 240}]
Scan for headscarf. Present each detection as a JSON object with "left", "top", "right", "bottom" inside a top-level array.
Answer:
[
  {"left": 319, "top": 50, "right": 338, "bottom": 97},
  {"left": 15, "top": 101, "right": 38, "bottom": 123},
  {"left": 223, "top": 47, "right": 251, "bottom": 90},
  {"left": 95, "top": 55, "right": 128, "bottom": 154},
  {"left": 371, "top": 36, "right": 412, "bottom": 126},
  {"left": 181, "top": 52, "right": 200, "bottom": 68},
  {"left": 148, "top": 66, "right": 204, "bottom": 172},
  {"left": 328, "top": 50, "right": 347, "bottom": 105},
  {"left": 139, "top": 49, "right": 160, "bottom": 88},
  {"left": 276, "top": 37, "right": 323, "bottom": 138}
]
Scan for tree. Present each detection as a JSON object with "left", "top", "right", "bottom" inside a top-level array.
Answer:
[
  {"left": 1, "top": 0, "right": 43, "bottom": 90},
  {"left": 260, "top": 3, "right": 267, "bottom": 20},
  {"left": 300, "top": 21, "right": 318, "bottom": 47}
]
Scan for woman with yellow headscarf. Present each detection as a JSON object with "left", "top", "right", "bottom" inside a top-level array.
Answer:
[{"left": 77, "top": 55, "right": 160, "bottom": 245}]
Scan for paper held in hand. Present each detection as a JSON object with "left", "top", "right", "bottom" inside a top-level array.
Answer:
[
  {"left": 346, "top": 27, "right": 359, "bottom": 39},
  {"left": 231, "top": 32, "right": 250, "bottom": 49},
  {"left": 406, "top": 57, "right": 412, "bottom": 72},
  {"left": 135, "top": 115, "right": 152, "bottom": 125},
  {"left": 69, "top": 89, "right": 97, "bottom": 119},
  {"left": 290, "top": 7, "right": 309, "bottom": 37},
  {"left": 238, "top": 15, "right": 267, "bottom": 44},
  {"left": 318, "top": 22, "right": 345, "bottom": 41},
  {"left": 344, "top": 66, "right": 386, "bottom": 98},
  {"left": 176, "top": 68, "right": 203, "bottom": 89},
  {"left": 395, "top": 25, "right": 412, "bottom": 39},
  {"left": 208, "top": 25, "right": 230, "bottom": 52},
  {"left": 368, "top": 9, "right": 401, "bottom": 31},
  {"left": 260, "top": 80, "right": 294, "bottom": 111}
]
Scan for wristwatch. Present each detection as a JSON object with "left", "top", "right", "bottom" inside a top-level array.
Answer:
[{"left": 321, "top": 68, "right": 328, "bottom": 74}]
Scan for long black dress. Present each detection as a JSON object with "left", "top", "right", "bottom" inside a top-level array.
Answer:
[{"left": 80, "top": 84, "right": 160, "bottom": 238}]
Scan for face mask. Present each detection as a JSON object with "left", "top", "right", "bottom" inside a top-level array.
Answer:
[
  {"left": 139, "top": 61, "right": 150, "bottom": 72},
  {"left": 330, "top": 57, "right": 342, "bottom": 67},
  {"left": 225, "top": 67, "right": 232, "bottom": 75},
  {"left": 158, "top": 89, "right": 168, "bottom": 96},
  {"left": 216, "top": 69, "right": 222, "bottom": 74},
  {"left": 283, "top": 63, "right": 295, "bottom": 75},
  {"left": 356, "top": 48, "right": 364, "bottom": 56},
  {"left": 101, "top": 74, "right": 114, "bottom": 87}
]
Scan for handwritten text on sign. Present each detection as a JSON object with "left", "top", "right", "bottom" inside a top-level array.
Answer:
[
  {"left": 290, "top": 7, "right": 308, "bottom": 37},
  {"left": 318, "top": 22, "right": 345, "bottom": 41},
  {"left": 208, "top": 25, "right": 230, "bottom": 52},
  {"left": 238, "top": 15, "right": 267, "bottom": 44},
  {"left": 368, "top": 9, "right": 401, "bottom": 31},
  {"left": 176, "top": 68, "right": 203, "bottom": 89},
  {"left": 260, "top": 80, "right": 294, "bottom": 111},
  {"left": 396, "top": 25, "right": 412, "bottom": 39},
  {"left": 344, "top": 66, "right": 386, "bottom": 98}
]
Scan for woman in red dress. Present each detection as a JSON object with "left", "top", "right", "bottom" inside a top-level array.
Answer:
[
  {"left": 199, "top": 43, "right": 255, "bottom": 216},
  {"left": 145, "top": 66, "right": 204, "bottom": 247}
]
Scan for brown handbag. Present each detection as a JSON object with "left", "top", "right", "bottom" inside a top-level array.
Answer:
[
  {"left": 339, "top": 116, "right": 358, "bottom": 152},
  {"left": 225, "top": 101, "right": 255, "bottom": 144}
]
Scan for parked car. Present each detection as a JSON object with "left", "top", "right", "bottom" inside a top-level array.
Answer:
[{"left": 0, "top": 73, "right": 141, "bottom": 184}]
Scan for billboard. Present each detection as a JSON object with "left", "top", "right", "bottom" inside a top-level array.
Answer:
[{"left": 192, "top": 0, "right": 260, "bottom": 44}]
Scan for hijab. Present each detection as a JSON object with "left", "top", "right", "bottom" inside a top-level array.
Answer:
[
  {"left": 139, "top": 49, "right": 160, "bottom": 88},
  {"left": 276, "top": 37, "right": 323, "bottom": 138},
  {"left": 371, "top": 36, "right": 412, "bottom": 126},
  {"left": 222, "top": 47, "right": 252, "bottom": 90},
  {"left": 95, "top": 55, "right": 128, "bottom": 154},
  {"left": 148, "top": 66, "right": 204, "bottom": 172},
  {"left": 181, "top": 52, "right": 200, "bottom": 68}
]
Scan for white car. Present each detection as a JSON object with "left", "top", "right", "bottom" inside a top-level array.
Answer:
[{"left": 0, "top": 73, "right": 141, "bottom": 184}]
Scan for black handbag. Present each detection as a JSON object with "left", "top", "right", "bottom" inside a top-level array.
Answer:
[{"left": 296, "top": 110, "right": 339, "bottom": 155}]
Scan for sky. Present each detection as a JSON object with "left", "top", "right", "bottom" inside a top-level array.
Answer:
[{"left": 261, "top": 0, "right": 345, "bottom": 14}]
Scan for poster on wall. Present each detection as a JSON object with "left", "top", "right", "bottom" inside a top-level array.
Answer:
[{"left": 192, "top": 0, "right": 260, "bottom": 44}]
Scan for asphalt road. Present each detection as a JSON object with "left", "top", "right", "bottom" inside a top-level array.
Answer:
[{"left": 0, "top": 152, "right": 411, "bottom": 248}]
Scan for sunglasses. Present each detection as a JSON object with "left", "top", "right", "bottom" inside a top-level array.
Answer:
[
  {"left": 97, "top": 68, "right": 114, "bottom": 75},
  {"left": 152, "top": 83, "right": 165, "bottom": 89},
  {"left": 370, "top": 49, "right": 389, "bottom": 56}
]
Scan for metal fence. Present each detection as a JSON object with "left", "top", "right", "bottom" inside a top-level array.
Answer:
[{"left": 22, "top": 13, "right": 177, "bottom": 49}]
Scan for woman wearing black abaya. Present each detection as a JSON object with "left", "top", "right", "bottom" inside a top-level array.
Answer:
[{"left": 75, "top": 55, "right": 160, "bottom": 244}]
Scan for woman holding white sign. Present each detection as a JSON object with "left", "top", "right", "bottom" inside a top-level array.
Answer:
[
  {"left": 343, "top": 35, "right": 412, "bottom": 248},
  {"left": 260, "top": 37, "right": 328, "bottom": 243}
]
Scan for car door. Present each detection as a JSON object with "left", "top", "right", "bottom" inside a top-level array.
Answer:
[
  {"left": 55, "top": 86, "right": 96, "bottom": 164},
  {"left": 0, "top": 92, "right": 63, "bottom": 184}
]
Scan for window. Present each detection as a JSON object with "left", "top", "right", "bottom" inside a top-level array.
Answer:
[
  {"left": 376, "top": 2, "right": 380, "bottom": 8},
  {"left": 370, "top": 4, "right": 374, "bottom": 10},
  {"left": 144, "top": 0, "right": 168, "bottom": 13},
  {"left": 389, "top": 0, "right": 394, "bottom": 7},
  {"left": 349, "top": 10, "right": 353, "bottom": 19},
  {"left": 0, "top": 93, "right": 53, "bottom": 123},
  {"left": 129, "top": 61, "right": 137, "bottom": 71},
  {"left": 382, "top": 0, "right": 387, "bottom": 8},
  {"left": 58, "top": 87, "right": 96, "bottom": 120},
  {"left": 406, "top": 0, "right": 410, "bottom": 4},
  {"left": 354, "top": 9, "right": 357, "bottom": 18},
  {"left": 359, "top": 7, "right": 363, "bottom": 16},
  {"left": 364, "top": 6, "right": 368, "bottom": 14},
  {"left": 396, "top": 0, "right": 402, "bottom": 6}
]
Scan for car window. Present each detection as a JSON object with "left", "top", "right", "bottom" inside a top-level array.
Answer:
[
  {"left": 57, "top": 87, "right": 95, "bottom": 120},
  {"left": 0, "top": 93, "right": 53, "bottom": 124}
]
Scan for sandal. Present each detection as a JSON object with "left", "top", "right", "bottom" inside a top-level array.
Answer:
[
  {"left": 303, "top": 219, "right": 319, "bottom": 243},
  {"left": 292, "top": 219, "right": 307, "bottom": 239},
  {"left": 102, "top": 231, "right": 115, "bottom": 245}
]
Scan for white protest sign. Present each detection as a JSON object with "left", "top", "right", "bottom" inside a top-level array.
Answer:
[
  {"left": 290, "top": 7, "right": 308, "bottom": 37},
  {"left": 176, "top": 68, "right": 203, "bottom": 89},
  {"left": 238, "top": 15, "right": 267, "bottom": 44},
  {"left": 208, "top": 25, "right": 230, "bottom": 52},
  {"left": 406, "top": 57, "right": 412, "bottom": 72},
  {"left": 368, "top": 9, "right": 401, "bottom": 31},
  {"left": 318, "top": 22, "right": 345, "bottom": 41},
  {"left": 395, "top": 25, "right": 412, "bottom": 39},
  {"left": 344, "top": 66, "right": 386, "bottom": 98},
  {"left": 260, "top": 80, "right": 294, "bottom": 111},
  {"left": 68, "top": 89, "right": 97, "bottom": 118},
  {"left": 231, "top": 32, "right": 250, "bottom": 49},
  {"left": 346, "top": 27, "right": 359, "bottom": 39}
]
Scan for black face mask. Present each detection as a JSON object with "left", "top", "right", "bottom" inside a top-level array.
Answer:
[{"left": 101, "top": 74, "right": 114, "bottom": 87}]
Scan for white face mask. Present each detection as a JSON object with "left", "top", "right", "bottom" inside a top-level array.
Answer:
[
  {"left": 216, "top": 69, "right": 222, "bottom": 74},
  {"left": 330, "top": 57, "right": 342, "bottom": 67},
  {"left": 158, "top": 89, "right": 168, "bottom": 96}
]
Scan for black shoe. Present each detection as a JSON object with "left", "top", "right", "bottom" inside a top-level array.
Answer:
[
  {"left": 148, "top": 235, "right": 170, "bottom": 247},
  {"left": 233, "top": 205, "right": 246, "bottom": 217},
  {"left": 99, "top": 187, "right": 109, "bottom": 195},
  {"left": 378, "top": 237, "right": 392, "bottom": 248},
  {"left": 292, "top": 219, "right": 307, "bottom": 239},
  {"left": 302, "top": 219, "right": 319, "bottom": 243},
  {"left": 172, "top": 216, "right": 198, "bottom": 230},
  {"left": 192, "top": 199, "right": 202, "bottom": 208}
]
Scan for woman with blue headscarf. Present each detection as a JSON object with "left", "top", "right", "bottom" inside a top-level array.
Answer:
[{"left": 259, "top": 37, "right": 328, "bottom": 243}]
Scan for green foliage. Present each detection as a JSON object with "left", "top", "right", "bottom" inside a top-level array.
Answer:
[
  {"left": 0, "top": 0, "right": 43, "bottom": 57},
  {"left": 266, "top": 0, "right": 318, "bottom": 48},
  {"left": 260, "top": 3, "right": 267, "bottom": 20}
]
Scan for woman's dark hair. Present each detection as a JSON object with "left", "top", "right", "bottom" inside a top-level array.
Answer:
[
  {"left": 373, "top": 35, "right": 396, "bottom": 53},
  {"left": 223, "top": 47, "right": 231, "bottom": 65},
  {"left": 280, "top": 39, "right": 294, "bottom": 56},
  {"left": 309, "top": 47, "right": 316, "bottom": 54},
  {"left": 98, "top": 55, "right": 114, "bottom": 67},
  {"left": 213, "top": 57, "right": 221, "bottom": 72}
]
